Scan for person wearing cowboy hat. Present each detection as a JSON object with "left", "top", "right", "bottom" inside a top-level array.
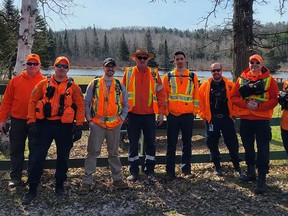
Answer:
[{"left": 122, "top": 48, "right": 166, "bottom": 182}]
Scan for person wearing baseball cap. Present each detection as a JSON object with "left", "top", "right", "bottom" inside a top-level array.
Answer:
[
  {"left": 0, "top": 53, "right": 45, "bottom": 189},
  {"left": 231, "top": 54, "right": 278, "bottom": 195},
  {"left": 22, "top": 56, "right": 85, "bottom": 204},
  {"left": 79, "top": 57, "right": 129, "bottom": 194}
]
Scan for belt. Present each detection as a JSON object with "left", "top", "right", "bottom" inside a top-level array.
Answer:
[{"left": 213, "top": 114, "right": 226, "bottom": 118}]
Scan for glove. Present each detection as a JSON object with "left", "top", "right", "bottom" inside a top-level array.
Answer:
[
  {"left": 0, "top": 122, "right": 6, "bottom": 135},
  {"left": 27, "top": 122, "right": 37, "bottom": 137},
  {"left": 72, "top": 125, "right": 82, "bottom": 142}
]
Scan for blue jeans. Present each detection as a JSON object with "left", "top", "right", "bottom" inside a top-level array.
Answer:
[
  {"left": 240, "top": 119, "right": 271, "bottom": 174},
  {"left": 28, "top": 120, "right": 73, "bottom": 185},
  {"left": 127, "top": 113, "right": 156, "bottom": 176},
  {"left": 166, "top": 113, "right": 194, "bottom": 175}
]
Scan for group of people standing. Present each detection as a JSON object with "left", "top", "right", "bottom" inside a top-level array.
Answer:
[{"left": 0, "top": 49, "right": 285, "bottom": 205}]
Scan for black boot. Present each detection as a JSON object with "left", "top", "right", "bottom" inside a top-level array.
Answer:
[
  {"left": 214, "top": 162, "right": 223, "bottom": 176},
  {"left": 241, "top": 165, "right": 257, "bottom": 181},
  {"left": 55, "top": 179, "right": 68, "bottom": 197},
  {"left": 255, "top": 172, "right": 266, "bottom": 195},
  {"left": 22, "top": 184, "right": 37, "bottom": 205}
]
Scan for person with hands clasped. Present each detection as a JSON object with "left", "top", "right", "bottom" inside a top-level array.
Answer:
[
  {"left": 0, "top": 53, "right": 45, "bottom": 188},
  {"left": 231, "top": 54, "right": 278, "bottom": 195},
  {"left": 79, "top": 58, "right": 129, "bottom": 195},
  {"left": 22, "top": 56, "right": 85, "bottom": 205},
  {"left": 199, "top": 62, "right": 244, "bottom": 178}
]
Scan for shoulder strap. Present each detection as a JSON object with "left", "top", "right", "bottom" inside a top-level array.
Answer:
[
  {"left": 188, "top": 71, "right": 194, "bottom": 83},
  {"left": 92, "top": 78, "right": 100, "bottom": 97},
  {"left": 114, "top": 79, "right": 122, "bottom": 93}
]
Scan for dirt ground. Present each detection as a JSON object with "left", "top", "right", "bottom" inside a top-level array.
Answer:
[{"left": 0, "top": 131, "right": 287, "bottom": 215}]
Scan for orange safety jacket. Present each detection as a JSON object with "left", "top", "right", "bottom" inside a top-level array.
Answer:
[
  {"left": 199, "top": 77, "right": 238, "bottom": 123},
  {"left": 280, "top": 80, "right": 288, "bottom": 130},
  {"left": 91, "top": 77, "right": 123, "bottom": 129},
  {"left": 230, "top": 67, "right": 278, "bottom": 120},
  {"left": 28, "top": 75, "right": 85, "bottom": 125},
  {"left": 163, "top": 69, "right": 199, "bottom": 116},
  {"left": 124, "top": 66, "right": 160, "bottom": 113}
]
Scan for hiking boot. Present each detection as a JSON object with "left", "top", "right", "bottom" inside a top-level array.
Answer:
[
  {"left": 214, "top": 167, "right": 223, "bottom": 176},
  {"left": 22, "top": 191, "right": 37, "bottom": 205},
  {"left": 78, "top": 183, "right": 91, "bottom": 195},
  {"left": 241, "top": 165, "right": 257, "bottom": 181},
  {"left": 127, "top": 175, "right": 139, "bottom": 182},
  {"left": 113, "top": 180, "right": 129, "bottom": 189},
  {"left": 163, "top": 173, "right": 176, "bottom": 181},
  {"left": 255, "top": 172, "right": 267, "bottom": 195}
]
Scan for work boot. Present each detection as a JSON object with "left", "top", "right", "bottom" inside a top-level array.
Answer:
[
  {"left": 214, "top": 162, "right": 223, "bottom": 176},
  {"left": 241, "top": 165, "right": 257, "bottom": 181},
  {"left": 55, "top": 180, "right": 68, "bottom": 197},
  {"left": 78, "top": 183, "right": 91, "bottom": 195},
  {"left": 22, "top": 184, "right": 37, "bottom": 205},
  {"left": 255, "top": 172, "right": 267, "bottom": 195},
  {"left": 113, "top": 179, "right": 129, "bottom": 189}
]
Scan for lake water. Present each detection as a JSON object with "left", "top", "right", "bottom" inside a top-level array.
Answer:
[{"left": 42, "top": 69, "right": 288, "bottom": 79}]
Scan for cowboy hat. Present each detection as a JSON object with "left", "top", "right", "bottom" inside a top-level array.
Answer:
[{"left": 130, "top": 48, "right": 154, "bottom": 61}]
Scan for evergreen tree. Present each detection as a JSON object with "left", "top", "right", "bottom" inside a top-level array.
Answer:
[
  {"left": 102, "top": 32, "right": 110, "bottom": 58},
  {"left": 32, "top": 11, "right": 54, "bottom": 69},
  {"left": 83, "top": 31, "right": 90, "bottom": 57},
  {"left": 73, "top": 34, "right": 80, "bottom": 59},
  {"left": 163, "top": 39, "right": 170, "bottom": 71},
  {"left": 91, "top": 26, "right": 101, "bottom": 59},
  {"left": 144, "top": 29, "right": 157, "bottom": 67},
  {"left": 117, "top": 33, "right": 130, "bottom": 62},
  {"left": 63, "top": 29, "right": 71, "bottom": 57}
]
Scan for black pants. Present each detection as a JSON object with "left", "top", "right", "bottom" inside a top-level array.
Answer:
[
  {"left": 166, "top": 113, "right": 194, "bottom": 175},
  {"left": 127, "top": 113, "right": 156, "bottom": 175},
  {"left": 205, "top": 116, "right": 240, "bottom": 167},
  {"left": 280, "top": 127, "right": 288, "bottom": 155},
  {"left": 9, "top": 117, "right": 34, "bottom": 181},
  {"left": 28, "top": 120, "right": 73, "bottom": 185},
  {"left": 240, "top": 119, "right": 271, "bottom": 174}
]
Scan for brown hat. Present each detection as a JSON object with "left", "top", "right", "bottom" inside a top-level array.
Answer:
[
  {"left": 249, "top": 54, "right": 263, "bottom": 63},
  {"left": 26, "top": 53, "right": 41, "bottom": 63},
  {"left": 130, "top": 48, "right": 154, "bottom": 61},
  {"left": 54, "top": 56, "right": 70, "bottom": 66}
]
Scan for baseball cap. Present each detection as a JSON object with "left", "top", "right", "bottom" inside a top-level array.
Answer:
[
  {"left": 249, "top": 54, "right": 263, "bottom": 63},
  {"left": 54, "top": 56, "right": 70, "bottom": 66},
  {"left": 103, "top": 58, "right": 116, "bottom": 66},
  {"left": 26, "top": 53, "right": 41, "bottom": 63}
]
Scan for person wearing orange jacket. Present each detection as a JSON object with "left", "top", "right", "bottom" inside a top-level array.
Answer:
[
  {"left": 122, "top": 48, "right": 166, "bottom": 182},
  {"left": 79, "top": 58, "right": 129, "bottom": 194},
  {"left": 162, "top": 51, "right": 199, "bottom": 181},
  {"left": 0, "top": 53, "right": 45, "bottom": 188},
  {"left": 278, "top": 80, "right": 288, "bottom": 155},
  {"left": 22, "top": 56, "right": 85, "bottom": 205},
  {"left": 231, "top": 54, "right": 278, "bottom": 195},
  {"left": 199, "top": 62, "right": 244, "bottom": 178}
]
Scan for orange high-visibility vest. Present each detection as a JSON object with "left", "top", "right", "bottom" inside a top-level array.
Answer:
[
  {"left": 125, "top": 66, "right": 159, "bottom": 113},
  {"left": 91, "top": 77, "right": 122, "bottom": 129}
]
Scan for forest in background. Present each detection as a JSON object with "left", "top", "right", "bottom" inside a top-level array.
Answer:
[{"left": 0, "top": 0, "right": 288, "bottom": 80}]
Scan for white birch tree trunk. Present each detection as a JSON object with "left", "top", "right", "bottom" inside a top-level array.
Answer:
[{"left": 13, "top": 0, "right": 37, "bottom": 75}]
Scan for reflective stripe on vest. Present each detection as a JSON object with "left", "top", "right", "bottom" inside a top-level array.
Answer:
[{"left": 239, "top": 77, "right": 271, "bottom": 101}]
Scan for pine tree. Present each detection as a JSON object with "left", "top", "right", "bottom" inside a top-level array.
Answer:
[
  {"left": 91, "top": 26, "right": 100, "bottom": 59},
  {"left": 102, "top": 32, "right": 110, "bottom": 58},
  {"left": 73, "top": 34, "right": 80, "bottom": 59},
  {"left": 163, "top": 39, "right": 170, "bottom": 71},
  {"left": 83, "top": 31, "right": 90, "bottom": 57},
  {"left": 117, "top": 33, "right": 130, "bottom": 62},
  {"left": 144, "top": 29, "right": 158, "bottom": 67},
  {"left": 63, "top": 29, "right": 71, "bottom": 57}
]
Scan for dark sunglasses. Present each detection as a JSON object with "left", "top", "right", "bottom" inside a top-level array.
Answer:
[
  {"left": 137, "top": 56, "right": 148, "bottom": 60},
  {"left": 26, "top": 62, "right": 39, "bottom": 66},
  {"left": 250, "top": 62, "right": 260, "bottom": 65},
  {"left": 211, "top": 69, "right": 222, "bottom": 73},
  {"left": 55, "top": 64, "right": 69, "bottom": 69}
]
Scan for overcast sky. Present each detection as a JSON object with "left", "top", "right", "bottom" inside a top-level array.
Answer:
[{"left": 14, "top": 0, "right": 287, "bottom": 31}]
